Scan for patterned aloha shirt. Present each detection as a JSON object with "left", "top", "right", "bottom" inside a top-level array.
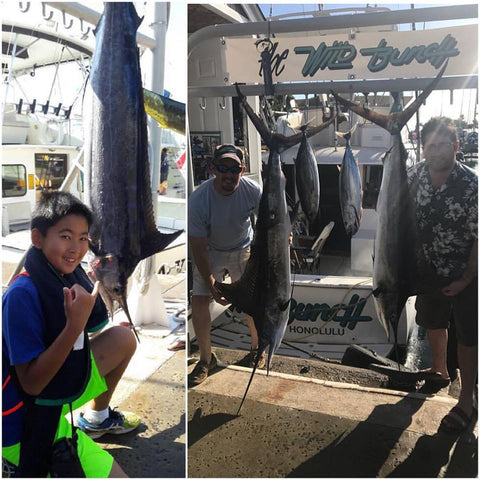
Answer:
[{"left": 407, "top": 160, "right": 478, "bottom": 282}]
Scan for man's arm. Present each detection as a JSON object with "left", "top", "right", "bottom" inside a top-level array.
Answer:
[
  {"left": 189, "top": 235, "right": 228, "bottom": 305},
  {"left": 15, "top": 283, "right": 99, "bottom": 396},
  {"left": 442, "top": 239, "right": 478, "bottom": 296}
]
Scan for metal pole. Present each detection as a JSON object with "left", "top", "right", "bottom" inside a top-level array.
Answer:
[
  {"left": 188, "top": 75, "right": 477, "bottom": 98},
  {"left": 147, "top": 2, "right": 167, "bottom": 211},
  {"left": 2, "top": 33, "right": 18, "bottom": 122},
  {"left": 411, "top": 4, "right": 421, "bottom": 163}
]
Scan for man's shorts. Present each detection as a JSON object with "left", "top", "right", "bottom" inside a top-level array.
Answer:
[
  {"left": 2, "top": 352, "right": 114, "bottom": 478},
  {"left": 415, "top": 278, "right": 478, "bottom": 347},
  {"left": 192, "top": 246, "right": 250, "bottom": 296}
]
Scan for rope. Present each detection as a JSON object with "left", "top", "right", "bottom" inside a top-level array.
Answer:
[
  {"left": 47, "top": 45, "right": 66, "bottom": 104},
  {"left": 280, "top": 340, "right": 338, "bottom": 364}
]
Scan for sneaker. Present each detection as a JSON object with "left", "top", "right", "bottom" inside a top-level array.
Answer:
[
  {"left": 188, "top": 353, "right": 217, "bottom": 386},
  {"left": 249, "top": 349, "right": 266, "bottom": 369},
  {"left": 77, "top": 408, "right": 141, "bottom": 439}
]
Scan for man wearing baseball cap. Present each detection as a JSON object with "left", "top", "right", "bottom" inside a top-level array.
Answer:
[{"left": 188, "top": 144, "right": 264, "bottom": 385}]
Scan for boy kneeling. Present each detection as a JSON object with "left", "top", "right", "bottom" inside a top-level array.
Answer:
[{"left": 3, "top": 192, "right": 139, "bottom": 477}]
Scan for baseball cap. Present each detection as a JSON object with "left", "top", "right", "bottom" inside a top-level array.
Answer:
[{"left": 213, "top": 144, "right": 244, "bottom": 165}]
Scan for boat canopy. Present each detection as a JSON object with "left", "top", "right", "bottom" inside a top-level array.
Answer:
[{"left": 2, "top": 21, "right": 93, "bottom": 75}]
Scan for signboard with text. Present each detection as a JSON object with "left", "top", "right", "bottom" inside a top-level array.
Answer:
[{"left": 225, "top": 25, "right": 477, "bottom": 83}]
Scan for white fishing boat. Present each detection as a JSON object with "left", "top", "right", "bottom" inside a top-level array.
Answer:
[{"left": 187, "top": 3, "right": 478, "bottom": 361}]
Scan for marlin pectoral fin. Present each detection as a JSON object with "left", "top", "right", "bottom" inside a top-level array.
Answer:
[
  {"left": 214, "top": 251, "right": 263, "bottom": 316},
  {"left": 279, "top": 299, "right": 291, "bottom": 311},
  {"left": 140, "top": 229, "right": 183, "bottom": 261},
  {"left": 215, "top": 281, "right": 258, "bottom": 316}
]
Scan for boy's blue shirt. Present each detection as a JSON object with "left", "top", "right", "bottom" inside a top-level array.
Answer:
[
  {"left": 2, "top": 275, "right": 46, "bottom": 447},
  {"left": 3, "top": 275, "right": 46, "bottom": 365}
]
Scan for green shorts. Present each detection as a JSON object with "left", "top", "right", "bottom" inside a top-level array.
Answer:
[{"left": 2, "top": 353, "right": 114, "bottom": 478}]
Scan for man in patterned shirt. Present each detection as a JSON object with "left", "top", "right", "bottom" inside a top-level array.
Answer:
[{"left": 408, "top": 116, "right": 477, "bottom": 434}]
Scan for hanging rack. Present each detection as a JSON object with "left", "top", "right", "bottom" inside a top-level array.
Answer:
[
  {"left": 62, "top": 10, "right": 74, "bottom": 29},
  {"left": 41, "top": 3, "right": 54, "bottom": 21}
]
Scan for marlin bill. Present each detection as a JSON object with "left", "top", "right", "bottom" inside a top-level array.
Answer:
[
  {"left": 331, "top": 61, "right": 448, "bottom": 349},
  {"left": 215, "top": 84, "right": 339, "bottom": 413},
  {"left": 84, "top": 3, "right": 182, "bottom": 338}
]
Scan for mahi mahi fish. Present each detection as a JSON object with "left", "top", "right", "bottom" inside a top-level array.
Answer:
[
  {"left": 331, "top": 61, "right": 448, "bottom": 348},
  {"left": 143, "top": 88, "right": 185, "bottom": 135},
  {"left": 84, "top": 3, "right": 182, "bottom": 338},
  {"left": 337, "top": 126, "right": 363, "bottom": 237},
  {"left": 215, "top": 85, "right": 339, "bottom": 413}
]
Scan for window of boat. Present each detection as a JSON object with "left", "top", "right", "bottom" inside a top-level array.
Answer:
[
  {"left": 2, "top": 164, "right": 27, "bottom": 198},
  {"left": 35, "top": 153, "right": 68, "bottom": 190}
]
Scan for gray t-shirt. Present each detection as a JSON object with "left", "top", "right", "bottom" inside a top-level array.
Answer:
[{"left": 188, "top": 176, "right": 262, "bottom": 251}]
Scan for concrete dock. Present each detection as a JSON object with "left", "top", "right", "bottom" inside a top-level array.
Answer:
[
  {"left": 188, "top": 348, "right": 477, "bottom": 478},
  {"left": 102, "top": 350, "right": 186, "bottom": 478}
]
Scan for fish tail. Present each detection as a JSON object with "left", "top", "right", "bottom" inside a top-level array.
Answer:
[
  {"left": 276, "top": 113, "right": 337, "bottom": 152},
  {"left": 331, "top": 60, "right": 448, "bottom": 133},
  {"left": 299, "top": 119, "right": 314, "bottom": 133},
  {"left": 140, "top": 229, "right": 183, "bottom": 261},
  {"left": 335, "top": 123, "right": 357, "bottom": 142},
  {"left": 235, "top": 84, "right": 272, "bottom": 146}
]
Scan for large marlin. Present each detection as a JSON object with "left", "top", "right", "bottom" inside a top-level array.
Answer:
[
  {"left": 337, "top": 126, "right": 363, "bottom": 237},
  {"left": 331, "top": 61, "right": 448, "bottom": 348},
  {"left": 84, "top": 3, "right": 182, "bottom": 338},
  {"left": 215, "top": 85, "right": 339, "bottom": 413}
]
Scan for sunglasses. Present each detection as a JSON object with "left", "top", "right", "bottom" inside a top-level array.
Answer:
[{"left": 214, "top": 164, "right": 243, "bottom": 174}]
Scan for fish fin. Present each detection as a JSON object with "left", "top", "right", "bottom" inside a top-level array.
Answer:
[
  {"left": 89, "top": 240, "right": 99, "bottom": 256},
  {"left": 140, "top": 229, "right": 183, "bottom": 261},
  {"left": 372, "top": 287, "right": 380, "bottom": 297},
  {"left": 279, "top": 299, "right": 291, "bottom": 312},
  {"left": 214, "top": 249, "right": 263, "bottom": 316},
  {"left": 335, "top": 123, "right": 357, "bottom": 142},
  {"left": 331, "top": 61, "right": 448, "bottom": 133},
  {"left": 236, "top": 84, "right": 272, "bottom": 146},
  {"left": 276, "top": 114, "right": 337, "bottom": 152},
  {"left": 214, "top": 281, "right": 258, "bottom": 316},
  {"left": 298, "top": 120, "right": 314, "bottom": 132}
]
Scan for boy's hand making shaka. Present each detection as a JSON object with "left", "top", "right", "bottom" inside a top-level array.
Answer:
[{"left": 63, "top": 281, "right": 100, "bottom": 336}]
